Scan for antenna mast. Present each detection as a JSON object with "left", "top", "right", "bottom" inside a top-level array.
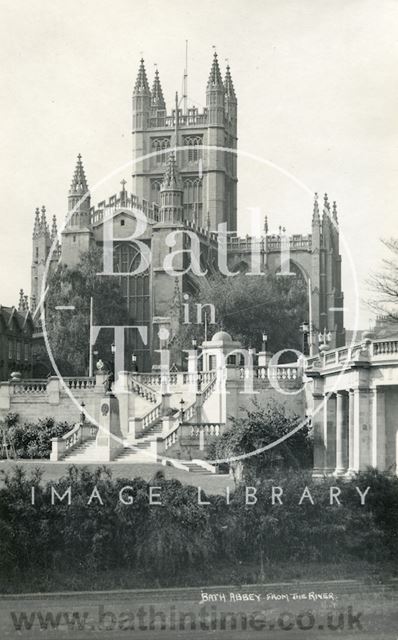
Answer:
[{"left": 183, "top": 40, "right": 188, "bottom": 115}]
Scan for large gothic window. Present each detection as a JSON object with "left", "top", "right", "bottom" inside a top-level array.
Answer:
[
  {"left": 152, "top": 137, "right": 170, "bottom": 164},
  {"left": 184, "top": 136, "right": 202, "bottom": 163},
  {"left": 183, "top": 178, "right": 203, "bottom": 225},
  {"left": 113, "top": 243, "right": 151, "bottom": 370}
]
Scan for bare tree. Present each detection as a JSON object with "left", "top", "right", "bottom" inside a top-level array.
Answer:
[{"left": 368, "top": 238, "right": 398, "bottom": 323}]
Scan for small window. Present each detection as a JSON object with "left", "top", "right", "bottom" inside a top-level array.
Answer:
[
  {"left": 73, "top": 235, "right": 76, "bottom": 242},
  {"left": 120, "top": 219, "right": 125, "bottom": 226},
  {"left": 35, "top": 247, "right": 39, "bottom": 259}
]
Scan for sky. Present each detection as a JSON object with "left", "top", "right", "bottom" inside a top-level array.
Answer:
[{"left": 1, "top": 0, "right": 398, "bottom": 330}]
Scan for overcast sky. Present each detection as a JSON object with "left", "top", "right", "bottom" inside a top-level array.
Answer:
[{"left": 1, "top": 0, "right": 397, "bottom": 329}]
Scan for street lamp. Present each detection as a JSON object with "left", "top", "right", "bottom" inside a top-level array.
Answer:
[
  {"left": 111, "top": 343, "right": 116, "bottom": 355},
  {"left": 192, "top": 338, "right": 198, "bottom": 350},
  {"left": 131, "top": 353, "right": 137, "bottom": 372},
  {"left": 262, "top": 332, "right": 268, "bottom": 352},
  {"left": 300, "top": 322, "right": 310, "bottom": 355},
  {"left": 180, "top": 398, "right": 185, "bottom": 422}
]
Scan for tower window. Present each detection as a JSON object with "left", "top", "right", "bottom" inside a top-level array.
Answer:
[
  {"left": 151, "top": 180, "right": 162, "bottom": 205},
  {"left": 183, "top": 178, "right": 203, "bottom": 225},
  {"left": 152, "top": 137, "right": 170, "bottom": 164},
  {"left": 120, "top": 219, "right": 125, "bottom": 226},
  {"left": 184, "top": 136, "right": 202, "bottom": 162}
]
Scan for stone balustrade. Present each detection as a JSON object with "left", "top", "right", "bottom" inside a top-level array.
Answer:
[
  {"left": 306, "top": 337, "right": 398, "bottom": 373},
  {"left": 11, "top": 380, "right": 47, "bottom": 394},
  {"left": 63, "top": 377, "right": 96, "bottom": 390},
  {"left": 50, "top": 422, "right": 97, "bottom": 461},
  {"left": 190, "top": 423, "right": 222, "bottom": 437}
]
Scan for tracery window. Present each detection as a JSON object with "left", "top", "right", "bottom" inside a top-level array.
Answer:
[
  {"left": 152, "top": 137, "right": 170, "bottom": 164},
  {"left": 183, "top": 178, "right": 203, "bottom": 225},
  {"left": 184, "top": 136, "right": 202, "bottom": 163},
  {"left": 113, "top": 243, "right": 151, "bottom": 371}
]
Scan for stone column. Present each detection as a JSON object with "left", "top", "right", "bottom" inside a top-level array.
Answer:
[
  {"left": 347, "top": 390, "right": 355, "bottom": 474},
  {"left": 371, "top": 387, "right": 385, "bottom": 471},
  {"left": 312, "top": 392, "right": 326, "bottom": 477},
  {"left": 353, "top": 387, "right": 370, "bottom": 471},
  {"left": 324, "top": 393, "right": 336, "bottom": 473},
  {"left": 335, "top": 392, "right": 346, "bottom": 475}
]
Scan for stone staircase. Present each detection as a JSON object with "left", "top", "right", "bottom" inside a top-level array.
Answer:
[
  {"left": 59, "top": 372, "right": 219, "bottom": 472},
  {"left": 60, "top": 438, "right": 108, "bottom": 463}
]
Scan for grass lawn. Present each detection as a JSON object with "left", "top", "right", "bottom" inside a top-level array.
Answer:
[
  {"left": 0, "top": 460, "right": 232, "bottom": 494},
  {"left": 1, "top": 560, "right": 393, "bottom": 594}
]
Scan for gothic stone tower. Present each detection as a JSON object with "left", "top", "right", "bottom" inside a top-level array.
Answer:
[
  {"left": 31, "top": 206, "right": 59, "bottom": 314},
  {"left": 61, "top": 154, "right": 93, "bottom": 267},
  {"left": 132, "top": 53, "right": 238, "bottom": 232}
]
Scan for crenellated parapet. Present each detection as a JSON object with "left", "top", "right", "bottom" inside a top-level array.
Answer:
[{"left": 90, "top": 191, "right": 160, "bottom": 226}]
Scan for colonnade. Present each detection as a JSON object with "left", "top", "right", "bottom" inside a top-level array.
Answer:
[{"left": 312, "top": 387, "right": 386, "bottom": 476}]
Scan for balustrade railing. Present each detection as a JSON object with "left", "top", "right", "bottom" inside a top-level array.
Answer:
[
  {"left": 12, "top": 380, "right": 47, "bottom": 394},
  {"left": 372, "top": 339, "right": 398, "bottom": 356},
  {"left": 63, "top": 377, "right": 96, "bottom": 390},
  {"left": 165, "top": 428, "right": 179, "bottom": 450},
  {"left": 130, "top": 376, "right": 159, "bottom": 404},
  {"left": 142, "top": 404, "right": 161, "bottom": 430},
  {"left": 239, "top": 364, "right": 301, "bottom": 381},
  {"left": 190, "top": 423, "right": 222, "bottom": 437}
]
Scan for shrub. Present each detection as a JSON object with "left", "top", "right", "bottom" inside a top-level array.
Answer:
[{"left": 2, "top": 415, "right": 71, "bottom": 459}]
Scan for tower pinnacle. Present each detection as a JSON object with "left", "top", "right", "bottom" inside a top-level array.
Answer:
[
  {"left": 151, "top": 68, "right": 165, "bottom": 109},
  {"left": 51, "top": 215, "right": 58, "bottom": 241},
  {"left": 40, "top": 205, "right": 49, "bottom": 234},
  {"left": 134, "top": 58, "right": 150, "bottom": 94},
  {"left": 312, "top": 192, "right": 320, "bottom": 224},
  {"left": 332, "top": 201, "right": 338, "bottom": 224},
  {"left": 207, "top": 51, "right": 224, "bottom": 90},
  {"left": 161, "top": 152, "right": 182, "bottom": 191},
  {"left": 224, "top": 65, "right": 236, "bottom": 100},
  {"left": 33, "top": 207, "right": 40, "bottom": 236},
  {"left": 69, "top": 154, "right": 88, "bottom": 195}
]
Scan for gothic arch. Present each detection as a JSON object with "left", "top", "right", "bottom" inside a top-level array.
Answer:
[{"left": 275, "top": 259, "right": 308, "bottom": 286}]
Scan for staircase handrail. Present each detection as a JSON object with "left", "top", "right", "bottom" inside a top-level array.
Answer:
[{"left": 130, "top": 374, "right": 160, "bottom": 404}]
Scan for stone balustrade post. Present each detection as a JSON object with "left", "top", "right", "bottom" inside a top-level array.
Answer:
[
  {"left": 47, "top": 377, "right": 60, "bottom": 405},
  {"left": 0, "top": 382, "right": 11, "bottom": 411},
  {"left": 50, "top": 437, "right": 65, "bottom": 461}
]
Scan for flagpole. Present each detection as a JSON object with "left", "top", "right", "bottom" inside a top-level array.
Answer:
[
  {"left": 89, "top": 296, "right": 93, "bottom": 377},
  {"left": 308, "top": 278, "right": 313, "bottom": 356}
]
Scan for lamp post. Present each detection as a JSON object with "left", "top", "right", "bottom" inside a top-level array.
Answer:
[
  {"left": 131, "top": 353, "right": 137, "bottom": 373},
  {"left": 300, "top": 321, "right": 309, "bottom": 355},
  {"left": 262, "top": 332, "right": 268, "bottom": 353},
  {"left": 180, "top": 398, "right": 185, "bottom": 422}
]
